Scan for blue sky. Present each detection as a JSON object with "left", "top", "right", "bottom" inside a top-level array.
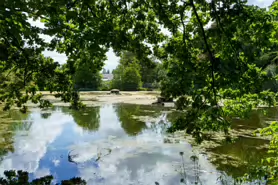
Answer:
[{"left": 36, "top": 0, "right": 273, "bottom": 70}]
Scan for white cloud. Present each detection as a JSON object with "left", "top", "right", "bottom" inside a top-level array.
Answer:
[
  {"left": 0, "top": 110, "right": 72, "bottom": 175},
  {"left": 28, "top": 18, "right": 45, "bottom": 29},
  {"left": 43, "top": 50, "right": 67, "bottom": 64},
  {"left": 33, "top": 168, "right": 51, "bottom": 179},
  {"left": 39, "top": 34, "right": 52, "bottom": 43},
  {"left": 68, "top": 113, "right": 220, "bottom": 185},
  {"left": 105, "top": 49, "right": 120, "bottom": 71},
  {"left": 72, "top": 105, "right": 126, "bottom": 139},
  {"left": 73, "top": 141, "right": 220, "bottom": 185},
  {"left": 52, "top": 159, "right": 60, "bottom": 167},
  {"left": 248, "top": 0, "right": 273, "bottom": 7}
]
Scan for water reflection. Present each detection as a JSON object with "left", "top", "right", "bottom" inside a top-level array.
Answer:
[
  {"left": 0, "top": 104, "right": 274, "bottom": 184},
  {"left": 61, "top": 107, "right": 100, "bottom": 131},
  {"left": 208, "top": 136, "right": 269, "bottom": 178},
  {"left": 114, "top": 104, "right": 147, "bottom": 136},
  {"left": 0, "top": 110, "right": 72, "bottom": 176},
  {"left": 163, "top": 107, "right": 275, "bottom": 182},
  {"left": 0, "top": 109, "right": 30, "bottom": 162},
  {"left": 41, "top": 112, "right": 52, "bottom": 119},
  {"left": 231, "top": 107, "right": 278, "bottom": 130}
]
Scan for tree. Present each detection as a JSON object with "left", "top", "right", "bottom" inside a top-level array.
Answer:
[
  {"left": 73, "top": 62, "right": 102, "bottom": 90},
  {"left": 151, "top": 62, "right": 167, "bottom": 89},
  {"left": 111, "top": 51, "right": 143, "bottom": 90},
  {"left": 1, "top": 0, "right": 278, "bottom": 181},
  {"left": 110, "top": 64, "right": 124, "bottom": 90},
  {"left": 118, "top": 51, "right": 159, "bottom": 88},
  {"left": 122, "top": 65, "right": 142, "bottom": 91},
  {"left": 2, "top": 0, "right": 276, "bottom": 111},
  {"left": 111, "top": 62, "right": 142, "bottom": 91},
  {"left": 0, "top": 170, "right": 86, "bottom": 185},
  {"left": 110, "top": 51, "right": 161, "bottom": 90}
]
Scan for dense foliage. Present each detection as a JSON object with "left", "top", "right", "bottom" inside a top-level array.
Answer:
[
  {"left": 1, "top": 0, "right": 278, "bottom": 182},
  {"left": 0, "top": 170, "right": 86, "bottom": 185},
  {"left": 258, "top": 121, "right": 278, "bottom": 183},
  {"left": 110, "top": 51, "right": 166, "bottom": 90},
  {"left": 73, "top": 62, "right": 102, "bottom": 91},
  {"left": 111, "top": 59, "right": 142, "bottom": 91}
]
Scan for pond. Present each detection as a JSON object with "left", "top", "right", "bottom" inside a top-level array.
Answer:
[{"left": 0, "top": 104, "right": 273, "bottom": 185}]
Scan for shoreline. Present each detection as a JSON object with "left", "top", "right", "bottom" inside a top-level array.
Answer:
[{"left": 28, "top": 91, "right": 162, "bottom": 107}]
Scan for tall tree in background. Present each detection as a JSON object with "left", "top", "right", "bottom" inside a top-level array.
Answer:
[
  {"left": 111, "top": 60, "right": 142, "bottom": 91},
  {"left": 114, "top": 51, "right": 161, "bottom": 89},
  {"left": 102, "top": 68, "right": 110, "bottom": 74},
  {"left": 73, "top": 62, "right": 102, "bottom": 90},
  {"left": 151, "top": 62, "right": 167, "bottom": 89}
]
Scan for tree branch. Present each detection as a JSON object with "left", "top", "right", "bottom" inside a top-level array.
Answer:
[
  {"left": 180, "top": 2, "right": 191, "bottom": 45},
  {"left": 190, "top": 0, "right": 217, "bottom": 105},
  {"left": 210, "top": 0, "right": 246, "bottom": 70}
]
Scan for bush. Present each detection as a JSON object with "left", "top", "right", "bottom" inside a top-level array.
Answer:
[
  {"left": 100, "top": 81, "right": 111, "bottom": 91},
  {"left": 139, "top": 87, "right": 147, "bottom": 91}
]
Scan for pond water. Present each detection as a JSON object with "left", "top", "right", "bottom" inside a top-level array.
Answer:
[{"left": 0, "top": 104, "right": 273, "bottom": 185}]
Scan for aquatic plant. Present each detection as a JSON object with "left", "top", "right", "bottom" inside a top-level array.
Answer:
[{"left": 257, "top": 121, "right": 278, "bottom": 184}]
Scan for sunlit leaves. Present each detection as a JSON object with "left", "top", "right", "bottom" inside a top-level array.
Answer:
[
  {"left": 259, "top": 121, "right": 278, "bottom": 182},
  {"left": 111, "top": 56, "right": 142, "bottom": 91},
  {"left": 1, "top": 0, "right": 278, "bottom": 181}
]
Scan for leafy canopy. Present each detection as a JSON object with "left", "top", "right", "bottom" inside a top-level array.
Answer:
[{"left": 1, "top": 0, "right": 278, "bottom": 181}]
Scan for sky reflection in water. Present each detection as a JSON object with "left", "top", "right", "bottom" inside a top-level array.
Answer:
[{"left": 0, "top": 104, "right": 223, "bottom": 185}]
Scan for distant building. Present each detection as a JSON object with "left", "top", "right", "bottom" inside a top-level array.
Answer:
[{"left": 102, "top": 74, "right": 114, "bottom": 81}]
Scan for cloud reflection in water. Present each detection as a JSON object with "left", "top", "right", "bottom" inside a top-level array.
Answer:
[{"left": 0, "top": 105, "right": 220, "bottom": 185}]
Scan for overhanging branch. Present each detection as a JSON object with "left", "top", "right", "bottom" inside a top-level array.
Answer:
[{"left": 190, "top": 0, "right": 217, "bottom": 105}]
